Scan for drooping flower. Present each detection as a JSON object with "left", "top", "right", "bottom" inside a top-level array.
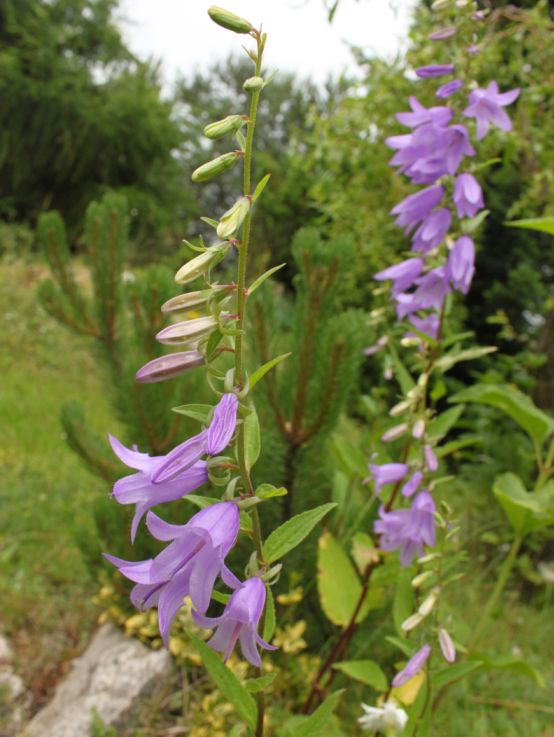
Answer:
[
  {"left": 374, "top": 258, "right": 424, "bottom": 295},
  {"left": 374, "top": 490, "right": 436, "bottom": 566},
  {"left": 395, "top": 267, "right": 451, "bottom": 319},
  {"left": 104, "top": 502, "right": 241, "bottom": 646},
  {"left": 192, "top": 576, "right": 277, "bottom": 667},
  {"left": 368, "top": 462, "right": 409, "bottom": 493},
  {"left": 415, "top": 64, "right": 455, "bottom": 78},
  {"left": 402, "top": 470, "right": 423, "bottom": 498},
  {"left": 390, "top": 185, "right": 445, "bottom": 231},
  {"left": 411, "top": 208, "right": 452, "bottom": 254},
  {"left": 358, "top": 700, "right": 408, "bottom": 734},
  {"left": 109, "top": 434, "right": 208, "bottom": 541},
  {"left": 447, "top": 236, "right": 475, "bottom": 294},
  {"left": 408, "top": 313, "right": 440, "bottom": 340},
  {"left": 463, "top": 81, "right": 520, "bottom": 140},
  {"left": 207, "top": 393, "right": 239, "bottom": 455},
  {"left": 151, "top": 431, "right": 209, "bottom": 484},
  {"left": 392, "top": 644, "right": 432, "bottom": 687},
  {"left": 453, "top": 173, "right": 484, "bottom": 218},
  {"left": 395, "top": 97, "right": 453, "bottom": 128}
]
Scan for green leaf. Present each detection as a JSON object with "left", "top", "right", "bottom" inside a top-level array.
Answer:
[
  {"left": 255, "top": 483, "right": 288, "bottom": 499},
  {"left": 245, "top": 672, "right": 276, "bottom": 693},
  {"left": 248, "top": 263, "right": 286, "bottom": 295},
  {"left": 189, "top": 634, "right": 257, "bottom": 730},
  {"left": 172, "top": 403, "right": 212, "bottom": 423},
  {"left": 461, "top": 209, "right": 490, "bottom": 234},
  {"left": 211, "top": 589, "right": 231, "bottom": 605},
  {"left": 432, "top": 661, "right": 483, "bottom": 690},
  {"left": 290, "top": 691, "right": 342, "bottom": 737},
  {"left": 428, "top": 405, "right": 465, "bottom": 441},
  {"left": 333, "top": 660, "right": 387, "bottom": 691},
  {"left": 478, "top": 653, "right": 545, "bottom": 688},
  {"left": 450, "top": 383, "right": 554, "bottom": 445},
  {"left": 393, "top": 568, "right": 414, "bottom": 636},
  {"left": 351, "top": 532, "right": 378, "bottom": 574},
  {"left": 263, "top": 503, "right": 337, "bottom": 564},
  {"left": 243, "top": 409, "right": 261, "bottom": 471},
  {"left": 200, "top": 216, "right": 218, "bottom": 229},
  {"left": 184, "top": 495, "right": 219, "bottom": 509},
  {"left": 388, "top": 343, "right": 415, "bottom": 393},
  {"left": 249, "top": 352, "right": 291, "bottom": 389},
  {"left": 493, "top": 473, "right": 554, "bottom": 536},
  {"left": 385, "top": 636, "right": 413, "bottom": 657},
  {"left": 317, "top": 531, "right": 377, "bottom": 626},
  {"left": 332, "top": 433, "right": 369, "bottom": 477},
  {"left": 435, "top": 346, "right": 497, "bottom": 373},
  {"left": 252, "top": 174, "right": 271, "bottom": 202},
  {"left": 263, "top": 586, "right": 276, "bottom": 641},
  {"left": 505, "top": 217, "right": 554, "bottom": 235}
]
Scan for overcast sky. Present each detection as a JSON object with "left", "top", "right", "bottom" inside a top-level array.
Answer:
[{"left": 118, "top": 0, "right": 417, "bottom": 87}]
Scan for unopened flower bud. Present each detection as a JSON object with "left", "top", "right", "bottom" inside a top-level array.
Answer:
[
  {"left": 411, "top": 570, "right": 434, "bottom": 588},
  {"left": 418, "top": 373, "right": 429, "bottom": 389},
  {"left": 438, "top": 628, "right": 456, "bottom": 663},
  {"left": 156, "top": 315, "right": 218, "bottom": 346},
  {"left": 243, "top": 76, "right": 264, "bottom": 92},
  {"left": 175, "top": 244, "right": 229, "bottom": 285},
  {"left": 418, "top": 587, "right": 440, "bottom": 617},
  {"left": 203, "top": 114, "right": 246, "bottom": 140},
  {"left": 161, "top": 286, "right": 227, "bottom": 314},
  {"left": 135, "top": 351, "right": 204, "bottom": 383},
  {"left": 401, "top": 612, "right": 424, "bottom": 632},
  {"left": 428, "top": 26, "right": 457, "bottom": 41},
  {"left": 424, "top": 444, "right": 438, "bottom": 472},
  {"left": 401, "top": 336, "right": 421, "bottom": 348},
  {"left": 217, "top": 197, "right": 251, "bottom": 239},
  {"left": 390, "top": 400, "right": 411, "bottom": 417},
  {"left": 207, "top": 6, "right": 253, "bottom": 34},
  {"left": 412, "top": 419, "right": 425, "bottom": 439},
  {"left": 192, "top": 151, "right": 242, "bottom": 182},
  {"left": 381, "top": 423, "right": 408, "bottom": 443},
  {"left": 431, "top": 0, "right": 450, "bottom": 8}
]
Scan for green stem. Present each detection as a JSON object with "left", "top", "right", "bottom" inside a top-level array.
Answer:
[
  {"left": 232, "top": 32, "right": 267, "bottom": 737},
  {"left": 468, "top": 534, "right": 522, "bottom": 651}
]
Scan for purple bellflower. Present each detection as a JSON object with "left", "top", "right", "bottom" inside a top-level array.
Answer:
[
  {"left": 109, "top": 434, "right": 208, "bottom": 542},
  {"left": 374, "top": 490, "right": 436, "bottom": 566},
  {"left": 395, "top": 267, "right": 451, "bottom": 319},
  {"left": 374, "top": 258, "right": 424, "bottom": 295},
  {"left": 447, "top": 236, "right": 475, "bottom": 294},
  {"left": 390, "top": 185, "right": 445, "bottom": 231},
  {"left": 408, "top": 313, "right": 440, "bottom": 340},
  {"left": 463, "top": 81, "right": 520, "bottom": 140},
  {"left": 193, "top": 576, "right": 277, "bottom": 667},
  {"left": 392, "top": 644, "right": 432, "bottom": 687},
  {"left": 207, "top": 393, "right": 239, "bottom": 455},
  {"left": 368, "top": 461, "right": 409, "bottom": 494},
  {"left": 402, "top": 470, "right": 423, "bottom": 498},
  {"left": 105, "top": 502, "right": 241, "bottom": 646},
  {"left": 396, "top": 97, "right": 453, "bottom": 128},
  {"left": 453, "top": 173, "right": 484, "bottom": 218},
  {"left": 411, "top": 208, "right": 452, "bottom": 254}
]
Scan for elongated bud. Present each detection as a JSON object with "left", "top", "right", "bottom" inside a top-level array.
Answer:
[
  {"left": 411, "top": 570, "right": 434, "bottom": 588},
  {"left": 412, "top": 419, "right": 425, "bottom": 439},
  {"left": 401, "top": 612, "right": 424, "bottom": 632},
  {"left": 381, "top": 423, "right": 408, "bottom": 443},
  {"left": 390, "top": 399, "right": 411, "bottom": 417},
  {"left": 207, "top": 6, "right": 253, "bottom": 34},
  {"left": 175, "top": 244, "right": 229, "bottom": 285},
  {"left": 204, "top": 114, "right": 246, "bottom": 140},
  {"left": 431, "top": 0, "right": 450, "bottom": 8},
  {"left": 135, "top": 351, "right": 204, "bottom": 383},
  {"left": 192, "top": 151, "right": 242, "bottom": 183},
  {"left": 156, "top": 315, "right": 218, "bottom": 346},
  {"left": 217, "top": 197, "right": 251, "bottom": 239},
  {"left": 418, "top": 587, "right": 440, "bottom": 617},
  {"left": 438, "top": 628, "right": 456, "bottom": 663},
  {"left": 161, "top": 286, "right": 228, "bottom": 314},
  {"left": 243, "top": 76, "right": 264, "bottom": 92}
]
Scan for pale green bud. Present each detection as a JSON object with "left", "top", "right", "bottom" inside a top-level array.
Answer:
[
  {"left": 411, "top": 570, "right": 434, "bottom": 588},
  {"left": 203, "top": 115, "right": 246, "bottom": 140},
  {"left": 156, "top": 315, "right": 218, "bottom": 346},
  {"left": 207, "top": 6, "right": 253, "bottom": 34},
  {"left": 418, "top": 587, "right": 440, "bottom": 617},
  {"left": 243, "top": 76, "right": 264, "bottom": 92},
  {"left": 161, "top": 286, "right": 228, "bottom": 314},
  {"left": 401, "top": 612, "right": 424, "bottom": 632},
  {"left": 431, "top": 0, "right": 450, "bottom": 9},
  {"left": 192, "top": 151, "right": 242, "bottom": 183},
  {"left": 390, "top": 399, "right": 411, "bottom": 417},
  {"left": 174, "top": 244, "right": 229, "bottom": 285},
  {"left": 217, "top": 197, "right": 251, "bottom": 239}
]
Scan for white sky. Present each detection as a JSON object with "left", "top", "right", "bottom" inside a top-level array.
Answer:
[{"left": 118, "top": 0, "right": 417, "bottom": 87}]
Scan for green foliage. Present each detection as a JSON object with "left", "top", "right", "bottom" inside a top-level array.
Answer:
[{"left": 263, "top": 503, "right": 337, "bottom": 564}]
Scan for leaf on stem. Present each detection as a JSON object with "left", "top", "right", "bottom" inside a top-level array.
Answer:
[
  {"left": 263, "top": 503, "right": 337, "bottom": 564},
  {"left": 332, "top": 660, "right": 387, "bottom": 691},
  {"left": 248, "top": 263, "right": 286, "bottom": 295},
  {"left": 249, "top": 352, "right": 291, "bottom": 388}
]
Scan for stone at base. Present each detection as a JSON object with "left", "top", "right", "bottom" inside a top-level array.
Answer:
[{"left": 23, "top": 624, "right": 171, "bottom": 737}]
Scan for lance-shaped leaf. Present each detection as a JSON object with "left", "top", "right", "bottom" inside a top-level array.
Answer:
[
  {"left": 333, "top": 660, "right": 387, "bottom": 691},
  {"left": 248, "top": 262, "right": 286, "bottom": 295},
  {"left": 450, "top": 383, "right": 554, "bottom": 446},
  {"left": 493, "top": 473, "right": 554, "bottom": 536},
  {"left": 243, "top": 408, "right": 261, "bottom": 471},
  {"left": 505, "top": 217, "right": 554, "bottom": 235},
  {"left": 435, "top": 346, "right": 496, "bottom": 373},
  {"left": 189, "top": 634, "right": 257, "bottom": 731},
  {"left": 263, "top": 586, "right": 276, "bottom": 641},
  {"left": 263, "top": 503, "right": 337, "bottom": 564},
  {"left": 249, "top": 352, "right": 291, "bottom": 388},
  {"left": 172, "top": 403, "right": 212, "bottom": 423}
]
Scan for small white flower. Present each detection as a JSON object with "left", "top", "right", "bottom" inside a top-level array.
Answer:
[{"left": 358, "top": 700, "right": 408, "bottom": 734}]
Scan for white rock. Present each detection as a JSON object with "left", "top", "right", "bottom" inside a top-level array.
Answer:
[
  {"left": 0, "top": 635, "right": 13, "bottom": 662},
  {"left": 23, "top": 624, "right": 171, "bottom": 737}
]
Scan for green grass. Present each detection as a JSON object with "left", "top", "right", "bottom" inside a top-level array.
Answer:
[{"left": 0, "top": 257, "right": 115, "bottom": 700}]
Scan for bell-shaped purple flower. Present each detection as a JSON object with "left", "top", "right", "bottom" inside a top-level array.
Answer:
[
  {"left": 453, "top": 173, "right": 484, "bottom": 218},
  {"left": 402, "top": 470, "right": 423, "bottom": 498},
  {"left": 105, "top": 502, "right": 241, "bottom": 646},
  {"left": 193, "top": 576, "right": 277, "bottom": 667},
  {"left": 463, "top": 81, "right": 520, "bottom": 140},
  {"left": 374, "top": 490, "right": 436, "bottom": 566},
  {"left": 392, "top": 644, "right": 432, "bottom": 687},
  {"left": 408, "top": 313, "right": 440, "bottom": 340},
  {"left": 151, "top": 431, "right": 208, "bottom": 485},
  {"left": 374, "top": 258, "right": 424, "bottom": 295},
  {"left": 109, "top": 435, "right": 208, "bottom": 542},
  {"left": 390, "top": 185, "right": 444, "bottom": 231},
  {"left": 396, "top": 96, "right": 453, "bottom": 128},
  {"left": 415, "top": 64, "right": 455, "bottom": 78},
  {"left": 207, "top": 393, "right": 239, "bottom": 455},
  {"left": 411, "top": 208, "right": 452, "bottom": 254},
  {"left": 447, "top": 236, "right": 475, "bottom": 295},
  {"left": 396, "top": 267, "right": 451, "bottom": 319},
  {"left": 368, "top": 461, "right": 409, "bottom": 494}
]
